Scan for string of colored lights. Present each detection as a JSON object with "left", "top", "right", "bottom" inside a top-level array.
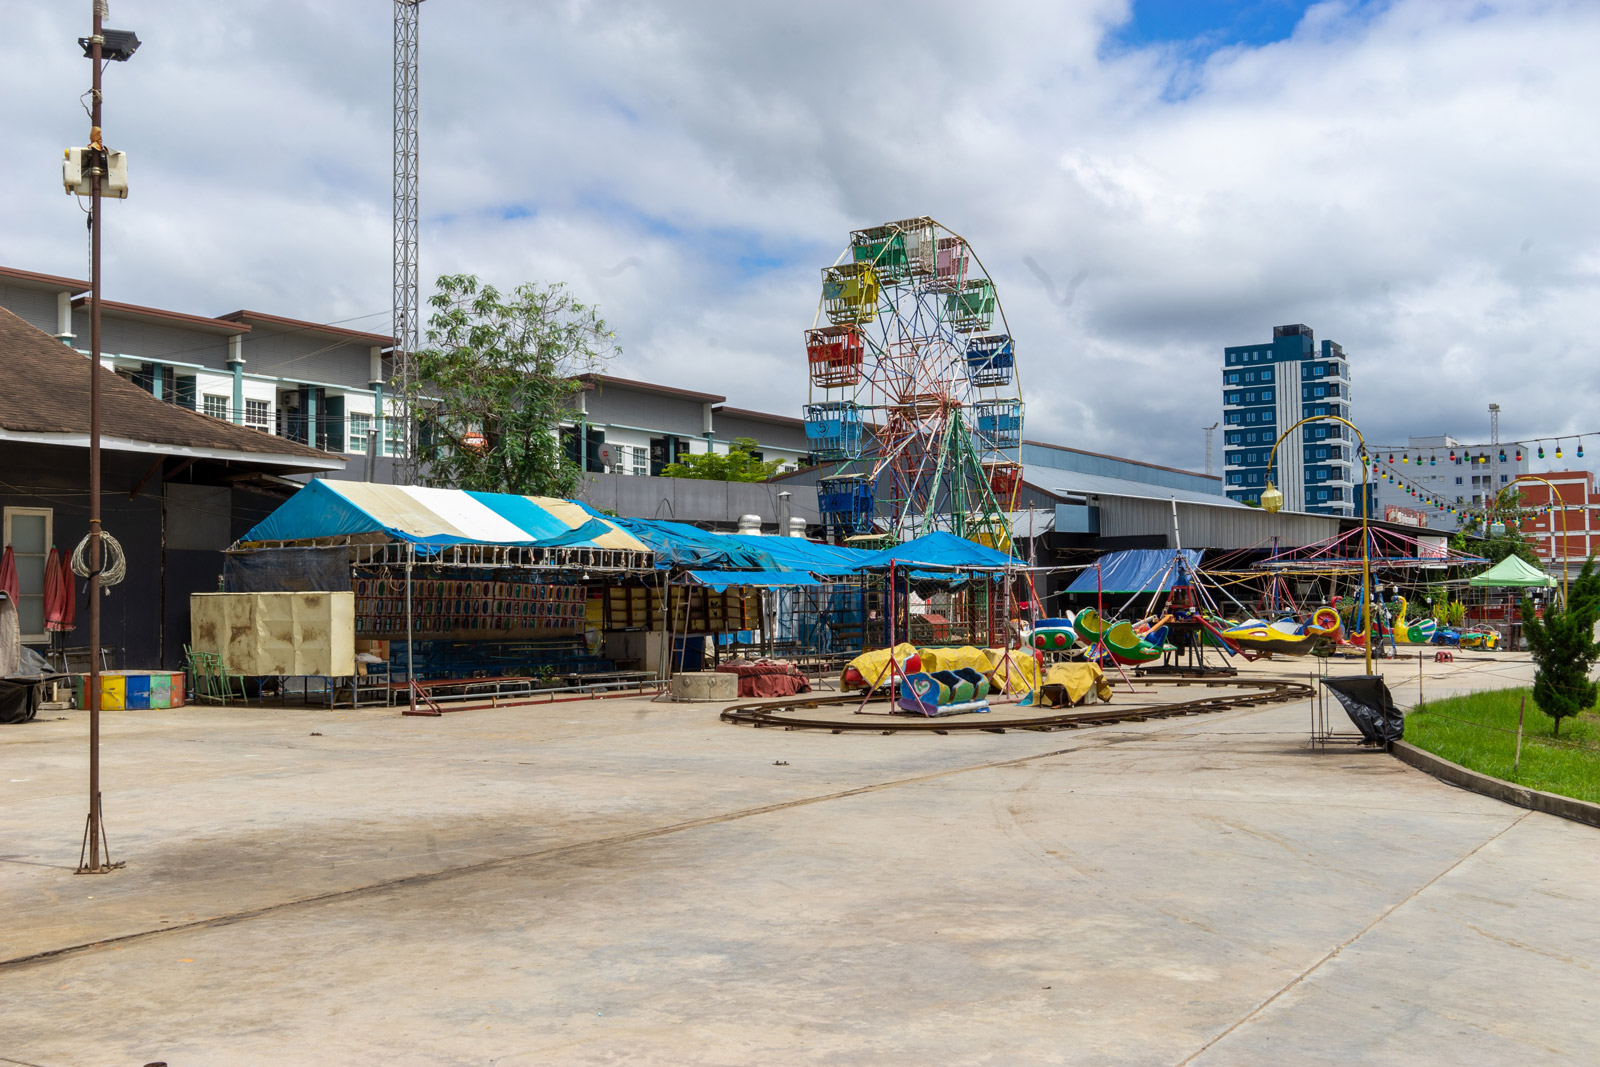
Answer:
[
  {"left": 1365, "top": 435, "right": 1593, "bottom": 466},
  {"left": 1375, "top": 462, "right": 1568, "bottom": 522}
]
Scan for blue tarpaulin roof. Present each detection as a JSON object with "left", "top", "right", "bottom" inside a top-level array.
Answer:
[
  {"left": 1066, "top": 548, "right": 1203, "bottom": 595},
  {"left": 852, "top": 531, "right": 1021, "bottom": 572},
  {"left": 686, "top": 570, "right": 821, "bottom": 590},
  {"left": 601, "top": 516, "right": 779, "bottom": 571},
  {"left": 717, "top": 534, "right": 872, "bottom": 577}
]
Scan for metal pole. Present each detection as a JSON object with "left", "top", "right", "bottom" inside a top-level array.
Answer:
[
  {"left": 1513, "top": 695, "right": 1525, "bottom": 774},
  {"left": 1362, "top": 452, "right": 1373, "bottom": 677},
  {"left": 405, "top": 544, "right": 416, "bottom": 713},
  {"left": 81, "top": 0, "right": 107, "bottom": 875}
]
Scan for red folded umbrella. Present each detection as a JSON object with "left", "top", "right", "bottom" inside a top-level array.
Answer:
[
  {"left": 0, "top": 544, "right": 17, "bottom": 610},
  {"left": 57, "top": 547, "right": 76, "bottom": 631},
  {"left": 44, "top": 546, "right": 73, "bottom": 632}
]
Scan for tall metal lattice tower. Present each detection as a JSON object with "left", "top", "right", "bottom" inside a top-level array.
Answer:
[
  {"left": 1489, "top": 401, "right": 1501, "bottom": 504},
  {"left": 393, "top": 0, "right": 424, "bottom": 484}
]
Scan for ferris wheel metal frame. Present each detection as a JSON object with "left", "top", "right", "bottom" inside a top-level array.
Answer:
[{"left": 803, "top": 216, "right": 1025, "bottom": 549}]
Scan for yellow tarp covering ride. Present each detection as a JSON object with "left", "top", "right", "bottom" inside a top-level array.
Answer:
[
  {"left": 1035, "top": 662, "right": 1112, "bottom": 707},
  {"left": 841, "top": 645, "right": 1040, "bottom": 696}
]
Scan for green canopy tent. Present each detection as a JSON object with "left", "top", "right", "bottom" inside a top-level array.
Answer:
[{"left": 1468, "top": 555, "right": 1556, "bottom": 588}]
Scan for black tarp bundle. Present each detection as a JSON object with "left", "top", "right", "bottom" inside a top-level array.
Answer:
[
  {"left": 0, "top": 678, "right": 43, "bottom": 724},
  {"left": 1322, "top": 675, "right": 1404, "bottom": 744},
  {"left": 223, "top": 547, "right": 352, "bottom": 594}
]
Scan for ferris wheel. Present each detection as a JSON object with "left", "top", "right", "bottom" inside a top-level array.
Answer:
[{"left": 804, "top": 216, "right": 1024, "bottom": 548}]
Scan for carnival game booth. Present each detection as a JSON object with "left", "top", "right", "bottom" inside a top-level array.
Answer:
[{"left": 203, "top": 481, "right": 654, "bottom": 707}]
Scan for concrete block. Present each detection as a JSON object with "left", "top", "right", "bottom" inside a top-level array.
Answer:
[{"left": 672, "top": 671, "right": 738, "bottom": 702}]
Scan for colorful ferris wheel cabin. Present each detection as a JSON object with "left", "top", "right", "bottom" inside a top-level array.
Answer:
[
  {"left": 822, "top": 263, "right": 880, "bottom": 325},
  {"left": 806, "top": 325, "right": 865, "bottom": 388},
  {"left": 804, "top": 401, "right": 866, "bottom": 460},
  {"left": 974, "top": 399, "right": 1024, "bottom": 450},
  {"left": 964, "top": 334, "right": 1014, "bottom": 387},
  {"left": 946, "top": 279, "right": 996, "bottom": 332}
]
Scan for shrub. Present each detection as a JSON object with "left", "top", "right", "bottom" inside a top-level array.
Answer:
[{"left": 1521, "top": 557, "right": 1600, "bottom": 736}]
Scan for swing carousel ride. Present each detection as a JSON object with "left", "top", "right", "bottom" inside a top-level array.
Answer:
[
  {"left": 804, "top": 217, "right": 1025, "bottom": 550},
  {"left": 1025, "top": 524, "right": 1497, "bottom": 675}
]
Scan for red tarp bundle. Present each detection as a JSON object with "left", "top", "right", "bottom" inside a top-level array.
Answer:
[{"left": 715, "top": 661, "right": 811, "bottom": 699}]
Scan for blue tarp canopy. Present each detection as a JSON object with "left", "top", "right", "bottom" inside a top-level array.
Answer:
[
  {"left": 1066, "top": 548, "right": 1203, "bottom": 595},
  {"left": 717, "top": 533, "right": 872, "bottom": 577},
  {"left": 602, "top": 516, "right": 779, "bottom": 571},
  {"left": 686, "top": 570, "right": 820, "bottom": 590},
  {"left": 853, "top": 531, "right": 1021, "bottom": 572},
  {"left": 240, "top": 480, "right": 651, "bottom": 554}
]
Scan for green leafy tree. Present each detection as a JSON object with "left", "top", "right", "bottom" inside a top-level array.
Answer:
[
  {"left": 1520, "top": 557, "right": 1600, "bottom": 736},
  {"left": 661, "top": 437, "right": 786, "bottom": 483},
  {"left": 1451, "top": 487, "right": 1540, "bottom": 566},
  {"left": 406, "top": 274, "right": 618, "bottom": 496}
]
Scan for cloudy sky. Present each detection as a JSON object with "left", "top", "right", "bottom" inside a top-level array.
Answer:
[{"left": 4, "top": 0, "right": 1597, "bottom": 475}]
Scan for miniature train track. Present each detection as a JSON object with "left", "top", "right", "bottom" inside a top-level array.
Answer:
[{"left": 720, "top": 678, "right": 1313, "bottom": 733}]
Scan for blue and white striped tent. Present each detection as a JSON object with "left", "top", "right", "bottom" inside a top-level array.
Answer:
[{"left": 240, "top": 479, "right": 651, "bottom": 555}]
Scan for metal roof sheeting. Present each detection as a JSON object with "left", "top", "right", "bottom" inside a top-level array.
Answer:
[{"left": 1020, "top": 463, "right": 1248, "bottom": 508}]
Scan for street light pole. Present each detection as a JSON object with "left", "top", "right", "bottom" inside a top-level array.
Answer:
[
  {"left": 1262, "top": 414, "right": 1374, "bottom": 677},
  {"left": 1508, "top": 474, "right": 1569, "bottom": 604},
  {"left": 80, "top": 0, "right": 107, "bottom": 876},
  {"left": 73, "top": 2, "right": 137, "bottom": 874}
]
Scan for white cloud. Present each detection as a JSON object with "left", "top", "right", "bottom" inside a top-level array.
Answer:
[{"left": 3, "top": 0, "right": 1598, "bottom": 472}]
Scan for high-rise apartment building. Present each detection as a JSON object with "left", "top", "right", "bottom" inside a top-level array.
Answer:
[{"left": 1221, "top": 324, "right": 1354, "bottom": 515}]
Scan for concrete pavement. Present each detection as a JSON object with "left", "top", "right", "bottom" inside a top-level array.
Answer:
[{"left": 2, "top": 652, "right": 1595, "bottom": 1065}]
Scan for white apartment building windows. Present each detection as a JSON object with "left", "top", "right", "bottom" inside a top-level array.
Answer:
[
  {"left": 349, "top": 413, "right": 371, "bottom": 452},
  {"left": 630, "top": 445, "right": 647, "bottom": 477},
  {"left": 202, "top": 394, "right": 229, "bottom": 420},
  {"left": 3, "top": 507, "right": 52, "bottom": 642},
  {"left": 244, "top": 399, "right": 270, "bottom": 431}
]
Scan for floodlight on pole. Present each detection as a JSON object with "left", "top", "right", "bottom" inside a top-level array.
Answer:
[{"left": 78, "top": 28, "right": 139, "bottom": 61}]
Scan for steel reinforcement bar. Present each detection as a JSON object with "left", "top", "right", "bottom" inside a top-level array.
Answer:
[{"left": 720, "top": 678, "right": 1313, "bottom": 733}]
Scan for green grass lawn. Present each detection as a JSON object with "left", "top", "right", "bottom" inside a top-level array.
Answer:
[{"left": 1406, "top": 688, "right": 1600, "bottom": 805}]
